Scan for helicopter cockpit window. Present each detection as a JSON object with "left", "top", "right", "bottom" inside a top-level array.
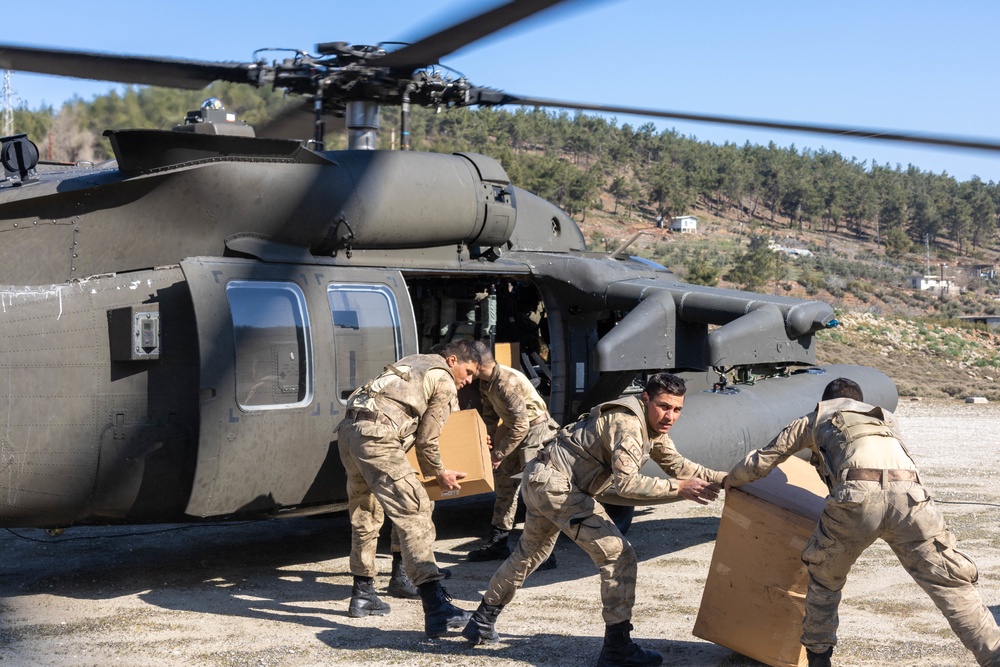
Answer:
[
  {"left": 225, "top": 281, "right": 313, "bottom": 410},
  {"left": 328, "top": 284, "right": 402, "bottom": 401}
]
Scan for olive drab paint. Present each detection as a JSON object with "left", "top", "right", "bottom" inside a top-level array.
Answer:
[{"left": 0, "top": 2, "right": 899, "bottom": 530}]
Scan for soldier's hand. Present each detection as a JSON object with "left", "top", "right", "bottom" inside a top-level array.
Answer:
[
  {"left": 437, "top": 469, "right": 467, "bottom": 491},
  {"left": 678, "top": 478, "right": 721, "bottom": 505}
]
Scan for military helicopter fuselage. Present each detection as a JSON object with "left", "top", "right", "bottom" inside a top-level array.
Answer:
[
  {"left": 2, "top": 0, "right": 936, "bottom": 530},
  {"left": 0, "top": 122, "right": 896, "bottom": 529}
]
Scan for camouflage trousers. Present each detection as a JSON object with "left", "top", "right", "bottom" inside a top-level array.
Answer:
[
  {"left": 483, "top": 457, "right": 637, "bottom": 625},
  {"left": 337, "top": 420, "right": 444, "bottom": 587},
  {"left": 387, "top": 497, "right": 438, "bottom": 552},
  {"left": 802, "top": 479, "right": 1000, "bottom": 666},
  {"left": 491, "top": 420, "right": 559, "bottom": 531}
]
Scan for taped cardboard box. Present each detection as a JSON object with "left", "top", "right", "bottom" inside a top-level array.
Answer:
[
  {"left": 693, "top": 456, "right": 828, "bottom": 667},
  {"left": 405, "top": 409, "right": 495, "bottom": 502}
]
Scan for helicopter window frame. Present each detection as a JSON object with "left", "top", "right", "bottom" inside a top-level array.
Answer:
[
  {"left": 225, "top": 280, "right": 314, "bottom": 412},
  {"left": 328, "top": 283, "right": 403, "bottom": 402}
]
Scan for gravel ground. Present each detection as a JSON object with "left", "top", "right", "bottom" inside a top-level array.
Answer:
[{"left": 1, "top": 398, "right": 998, "bottom": 667}]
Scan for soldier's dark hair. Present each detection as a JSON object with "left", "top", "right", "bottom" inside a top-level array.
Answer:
[
  {"left": 822, "top": 377, "right": 863, "bottom": 402},
  {"left": 431, "top": 339, "right": 482, "bottom": 365},
  {"left": 645, "top": 372, "right": 686, "bottom": 399},
  {"left": 472, "top": 340, "right": 495, "bottom": 365}
]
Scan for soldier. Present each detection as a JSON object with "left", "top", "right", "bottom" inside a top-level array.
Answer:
[
  {"left": 726, "top": 377, "right": 1000, "bottom": 667},
  {"left": 384, "top": 524, "right": 454, "bottom": 599},
  {"left": 466, "top": 341, "right": 560, "bottom": 564},
  {"left": 462, "top": 372, "right": 725, "bottom": 667},
  {"left": 337, "top": 339, "right": 481, "bottom": 638},
  {"left": 384, "top": 523, "right": 421, "bottom": 598}
]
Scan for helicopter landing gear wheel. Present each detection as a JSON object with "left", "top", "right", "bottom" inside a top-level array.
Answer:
[{"left": 601, "top": 503, "right": 634, "bottom": 535}]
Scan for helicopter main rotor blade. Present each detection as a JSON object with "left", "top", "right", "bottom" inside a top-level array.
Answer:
[
  {"left": 254, "top": 99, "right": 346, "bottom": 140},
  {"left": 0, "top": 44, "right": 256, "bottom": 90},
  {"left": 377, "top": 0, "right": 570, "bottom": 72},
  {"left": 476, "top": 92, "right": 1000, "bottom": 154}
]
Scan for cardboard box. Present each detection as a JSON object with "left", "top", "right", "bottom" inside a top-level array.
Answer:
[
  {"left": 494, "top": 341, "right": 519, "bottom": 370},
  {"left": 405, "top": 409, "right": 495, "bottom": 501},
  {"left": 693, "top": 456, "right": 829, "bottom": 667}
]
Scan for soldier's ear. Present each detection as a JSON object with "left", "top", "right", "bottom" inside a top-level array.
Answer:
[{"left": 641, "top": 391, "right": 649, "bottom": 405}]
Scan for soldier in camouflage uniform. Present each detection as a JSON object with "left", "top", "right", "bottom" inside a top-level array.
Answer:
[
  {"left": 466, "top": 341, "right": 560, "bottom": 563},
  {"left": 463, "top": 372, "right": 725, "bottom": 667},
  {"left": 384, "top": 523, "right": 420, "bottom": 598},
  {"left": 337, "top": 339, "right": 480, "bottom": 638},
  {"left": 727, "top": 378, "right": 1000, "bottom": 667}
]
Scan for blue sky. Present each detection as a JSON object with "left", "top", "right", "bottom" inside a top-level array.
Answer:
[{"left": 7, "top": 0, "right": 1000, "bottom": 182}]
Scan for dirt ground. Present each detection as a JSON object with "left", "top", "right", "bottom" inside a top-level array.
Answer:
[{"left": 1, "top": 398, "right": 998, "bottom": 667}]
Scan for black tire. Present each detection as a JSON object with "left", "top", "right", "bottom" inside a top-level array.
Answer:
[
  {"left": 601, "top": 503, "right": 634, "bottom": 534},
  {"left": 517, "top": 492, "right": 634, "bottom": 534}
]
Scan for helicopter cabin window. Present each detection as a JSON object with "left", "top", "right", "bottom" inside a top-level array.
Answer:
[
  {"left": 225, "top": 281, "right": 313, "bottom": 410},
  {"left": 328, "top": 285, "right": 402, "bottom": 401}
]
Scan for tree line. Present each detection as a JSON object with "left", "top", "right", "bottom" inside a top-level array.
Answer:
[{"left": 12, "top": 84, "right": 999, "bottom": 260}]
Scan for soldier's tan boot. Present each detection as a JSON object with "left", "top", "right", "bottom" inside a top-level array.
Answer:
[{"left": 348, "top": 576, "right": 391, "bottom": 617}]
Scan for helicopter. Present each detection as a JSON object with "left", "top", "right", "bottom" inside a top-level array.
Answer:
[{"left": 7, "top": 0, "right": 984, "bottom": 531}]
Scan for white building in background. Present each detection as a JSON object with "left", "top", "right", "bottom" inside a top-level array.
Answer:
[
  {"left": 909, "top": 275, "right": 954, "bottom": 293},
  {"left": 670, "top": 215, "right": 697, "bottom": 233}
]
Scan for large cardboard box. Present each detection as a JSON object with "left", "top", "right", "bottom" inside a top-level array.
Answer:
[
  {"left": 405, "top": 409, "right": 495, "bottom": 501},
  {"left": 693, "top": 456, "right": 829, "bottom": 667}
]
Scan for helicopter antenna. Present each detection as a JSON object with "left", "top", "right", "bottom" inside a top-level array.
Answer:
[
  {"left": 608, "top": 231, "right": 651, "bottom": 259},
  {"left": 1, "top": 70, "right": 13, "bottom": 136}
]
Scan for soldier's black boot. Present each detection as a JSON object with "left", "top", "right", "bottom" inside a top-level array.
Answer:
[
  {"left": 537, "top": 552, "right": 558, "bottom": 571},
  {"left": 467, "top": 526, "right": 511, "bottom": 561},
  {"left": 418, "top": 580, "right": 472, "bottom": 638},
  {"left": 386, "top": 552, "right": 419, "bottom": 599},
  {"left": 806, "top": 647, "right": 833, "bottom": 667},
  {"left": 347, "top": 576, "right": 391, "bottom": 618},
  {"left": 461, "top": 599, "right": 504, "bottom": 645},
  {"left": 595, "top": 621, "right": 663, "bottom": 667}
]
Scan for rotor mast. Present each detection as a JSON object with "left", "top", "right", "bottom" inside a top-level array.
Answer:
[
  {"left": 1, "top": 70, "right": 13, "bottom": 136},
  {"left": 346, "top": 100, "right": 380, "bottom": 150}
]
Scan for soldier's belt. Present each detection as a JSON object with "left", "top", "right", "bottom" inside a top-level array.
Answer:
[
  {"left": 345, "top": 408, "right": 394, "bottom": 426},
  {"left": 844, "top": 468, "right": 919, "bottom": 484}
]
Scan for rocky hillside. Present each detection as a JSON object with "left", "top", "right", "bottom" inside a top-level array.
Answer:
[
  {"left": 815, "top": 311, "right": 1000, "bottom": 401},
  {"left": 576, "top": 195, "right": 1000, "bottom": 402}
]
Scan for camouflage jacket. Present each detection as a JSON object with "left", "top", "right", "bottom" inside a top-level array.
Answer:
[
  {"left": 550, "top": 394, "right": 726, "bottom": 499},
  {"left": 728, "top": 397, "right": 914, "bottom": 490},
  {"left": 347, "top": 353, "right": 458, "bottom": 477},
  {"left": 479, "top": 363, "right": 552, "bottom": 459}
]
